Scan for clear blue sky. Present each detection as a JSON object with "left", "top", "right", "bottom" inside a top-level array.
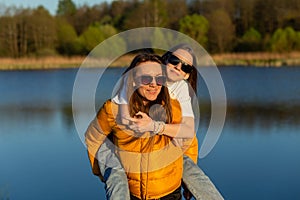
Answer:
[{"left": 0, "top": 0, "right": 112, "bottom": 15}]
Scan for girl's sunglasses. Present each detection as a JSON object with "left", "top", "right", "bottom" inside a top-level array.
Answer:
[
  {"left": 167, "top": 54, "right": 194, "bottom": 73},
  {"left": 137, "top": 75, "right": 166, "bottom": 86}
]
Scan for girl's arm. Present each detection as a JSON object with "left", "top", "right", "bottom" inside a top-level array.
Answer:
[
  {"left": 128, "top": 112, "right": 195, "bottom": 138},
  {"left": 162, "top": 116, "right": 195, "bottom": 138}
]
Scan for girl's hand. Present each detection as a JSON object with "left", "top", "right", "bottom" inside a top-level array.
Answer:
[{"left": 128, "top": 112, "right": 154, "bottom": 133}]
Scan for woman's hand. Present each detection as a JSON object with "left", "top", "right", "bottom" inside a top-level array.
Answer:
[{"left": 172, "top": 138, "right": 184, "bottom": 147}]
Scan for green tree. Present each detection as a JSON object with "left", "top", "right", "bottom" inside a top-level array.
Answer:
[
  {"left": 269, "top": 27, "right": 298, "bottom": 52},
  {"left": 179, "top": 14, "right": 209, "bottom": 48},
  {"left": 295, "top": 32, "right": 300, "bottom": 50},
  {"left": 207, "top": 9, "right": 235, "bottom": 53},
  {"left": 79, "top": 24, "right": 123, "bottom": 55},
  {"left": 56, "top": 0, "right": 77, "bottom": 29},
  {"left": 150, "top": 28, "right": 174, "bottom": 53},
  {"left": 235, "top": 27, "right": 262, "bottom": 52},
  {"left": 56, "top": 19, "right": 81, "bottom": 55},
  {"left": 56, "top": 0, "right": 76, "bottom": 16}
]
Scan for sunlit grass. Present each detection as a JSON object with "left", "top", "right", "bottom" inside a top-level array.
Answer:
[
  {"left": 1, "top": 52, "right": 300, "bottom": 70},
  {"left": 213, "top": 51, "right": 300, "bottom": 67},
  {"left": 0, "top": 54, "right": 137, "bottom": 70},
  {"left": 0, "top": 56, "right": 85, "bottom": 70}
]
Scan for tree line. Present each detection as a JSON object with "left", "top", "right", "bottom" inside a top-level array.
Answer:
[{"left": 0, "top": 0, "right": 300, "bottom": 58}]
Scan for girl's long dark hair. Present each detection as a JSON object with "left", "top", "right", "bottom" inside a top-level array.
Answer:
[
  {"left": 123, "top": 53, "right": 172, "bottom": 123},
  {"left": 162, "top": 43, "right": 198, "bottom": 97}
]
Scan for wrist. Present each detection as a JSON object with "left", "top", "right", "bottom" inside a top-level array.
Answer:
[{"left": 152, "top": 121, "right": 165, "bottom": 135}]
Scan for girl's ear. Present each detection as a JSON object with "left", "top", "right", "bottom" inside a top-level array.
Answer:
[{"left": 184, "top": 73, "right": 190, "bottom": 80}]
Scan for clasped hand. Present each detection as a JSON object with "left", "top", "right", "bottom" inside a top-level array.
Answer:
[{"left": 125, "top": 112, "right": 155, "bottom": 135}]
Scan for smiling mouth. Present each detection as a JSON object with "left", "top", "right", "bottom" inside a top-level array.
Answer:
[{"left": 146, "top": 89, "right": 158, "bottom": 94}]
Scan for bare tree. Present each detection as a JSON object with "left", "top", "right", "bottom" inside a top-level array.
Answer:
[
  {"left": 0, "top": 16, "right": 18, "bottom": 57},
  {"left": 124, "top": 0, "right": 168, "bottom": 29},
  {"left": 28, "top": 6, "right": 57, "bottom": 55}
]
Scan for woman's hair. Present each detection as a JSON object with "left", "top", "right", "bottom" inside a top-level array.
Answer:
[
  {"left": 123, "top": 53, "right": 172, "bottom": 123},
  {"left": 162, "top": 43, "right": 198, "bottom": 96}
]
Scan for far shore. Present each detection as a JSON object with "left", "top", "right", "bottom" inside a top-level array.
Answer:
[{"left": 1, "top": 52, "right": 300, "bottom": 70}]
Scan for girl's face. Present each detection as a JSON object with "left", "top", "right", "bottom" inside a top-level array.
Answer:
[
  {"left": 166, "top": 49, "right": 193, "bottom": 82},
  {"left": 134, "top": 61, "right": 165, "bottom": 102}
]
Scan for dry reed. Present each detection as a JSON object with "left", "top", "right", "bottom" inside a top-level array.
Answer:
[{"left": 1, "top": 52, "right": 300, "bottom": 70}]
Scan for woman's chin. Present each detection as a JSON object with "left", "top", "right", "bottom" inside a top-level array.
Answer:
[{"left": 145, "top": 94, "right": 158, "bottom": 101}]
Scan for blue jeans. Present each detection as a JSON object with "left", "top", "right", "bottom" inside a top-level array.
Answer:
[
  {"left": 182, "top": 155, "right": 224, "bottom": 200},
  {"left": 97, "top": 140, "right": 130, "bottom": 200},
  {"left": 97, "top": 141, "right": 223, "bottom": 200}
]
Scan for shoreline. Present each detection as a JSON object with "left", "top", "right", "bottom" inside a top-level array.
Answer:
[{"left": 1, "top": 52, "right": 300, "bottom": 70}]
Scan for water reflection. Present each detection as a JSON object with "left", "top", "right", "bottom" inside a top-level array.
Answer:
[
  {"left": 61, "top": 105, "right": 75, "bottom": 132},
  {"left": 0, "top": 104, "right": 76, "bottom": 137},
  {"left": 0, "top": 184, "right": 10, "bottom": 200},
  {"left": 226, "top": 103, "right": 300, "bottom": 130},
  {"left": 196, "top": 102, "right": 300, "bottom": 137},
  {"left": 2, "top": 101, "right": 299, "bottom": 137}
]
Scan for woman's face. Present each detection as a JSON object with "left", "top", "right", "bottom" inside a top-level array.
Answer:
[
  {"left": 134, "top": 61, "right": 165, "bottom": 102},
  {"left": 166, "top": 49, "right": 193, "bottom": 82}
]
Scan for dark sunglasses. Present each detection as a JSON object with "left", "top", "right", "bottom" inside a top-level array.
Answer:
[
  {"left": 137, "top": 75, "right": 166, "bottom": 86},
  {"left": 167, "top": 54, "right": 194, "bottom": 73}
]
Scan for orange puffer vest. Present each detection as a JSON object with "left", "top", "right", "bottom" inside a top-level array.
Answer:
[{"left": 85, "top": 100, "right": 198, "bottom": 199}]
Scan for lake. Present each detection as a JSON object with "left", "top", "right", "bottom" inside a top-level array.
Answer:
[{"left": 0, "top": 66, "right": 300, "bottom": 199}]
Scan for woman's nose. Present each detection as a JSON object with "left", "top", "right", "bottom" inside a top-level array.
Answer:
[{"left": 149, "top": 78, "right": 157, "bottom": 86}]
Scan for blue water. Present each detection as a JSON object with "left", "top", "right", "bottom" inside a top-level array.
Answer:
[{"left": 0, "top": 67, "right": 300, "bottom": 199}]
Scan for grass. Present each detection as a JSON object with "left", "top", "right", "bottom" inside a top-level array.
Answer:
[
  {"left": 0, "top": 55, "right": 136, "bottom": 70},
  {"left": 0, "top": 56, "right": 85, "bottom": 70},
  {"left": 213, "top": 51, "right": 300, "bottom": 67},
  {"left": 1, "top": 52, "right": 300, "bottom": 70}
]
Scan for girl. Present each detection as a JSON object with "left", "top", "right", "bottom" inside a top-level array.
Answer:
[{"left": 113, "top": 44, "right": 223, "bottom": 200}]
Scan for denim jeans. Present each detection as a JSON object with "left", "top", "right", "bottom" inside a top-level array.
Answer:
[
  {"left": 97, "top": 140, "right": 130, "bottom": 200},
  {"left": 97, "top": 140, "right": 223, "bottom": 200},
  {"left": 182, "top": 155, "right": 224, "bottom": 200},
  {"left": 130, "top": 187, "right": 182, "bottom": 200}
]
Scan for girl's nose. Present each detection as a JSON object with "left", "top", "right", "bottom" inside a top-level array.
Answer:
[{"left": 174, "top": 63, "right": 182, "bottom": 71}]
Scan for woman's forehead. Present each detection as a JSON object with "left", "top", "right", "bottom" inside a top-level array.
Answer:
[{"left": 135, "top": 61, "right": 162, "bottom": 75}]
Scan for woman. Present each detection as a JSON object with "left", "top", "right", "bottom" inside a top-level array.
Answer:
[{"left": 85, "top": 53, "right": 198, "bottom": 199}]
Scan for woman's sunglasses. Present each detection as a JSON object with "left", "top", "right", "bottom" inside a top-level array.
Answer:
[
  {"left": 167, "top": 54, "right": 194, "bottom": 74},
  {"left": 137, "top": 75, "right": 166, "bottom": 86}
]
